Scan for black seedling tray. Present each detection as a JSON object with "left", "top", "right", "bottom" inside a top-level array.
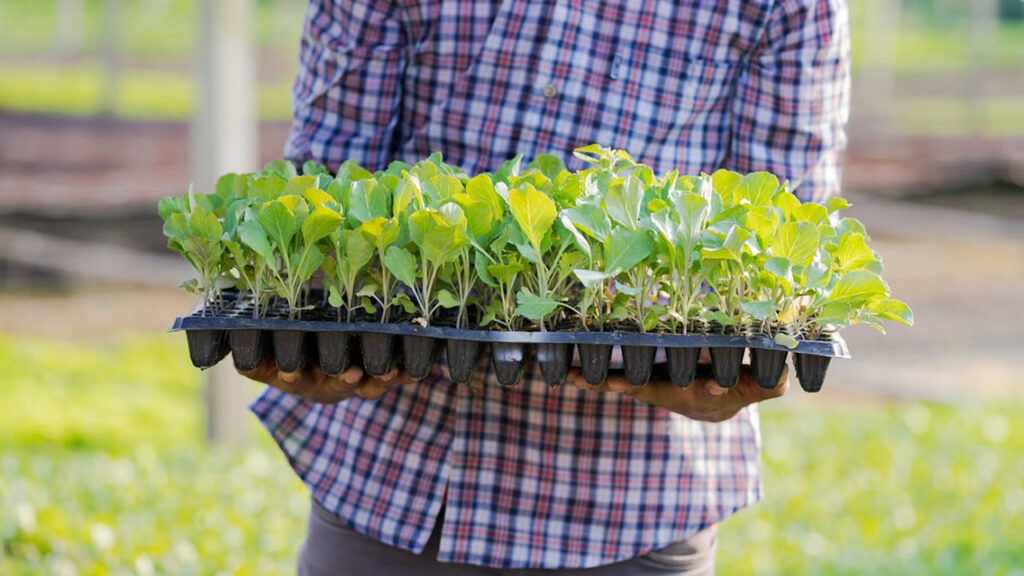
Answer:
[{"left": 171, "top": 307, "right": 849, "bottom": 392}]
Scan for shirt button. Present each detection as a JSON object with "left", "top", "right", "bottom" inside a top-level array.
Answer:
[{"left": 542, "top": 83, "right": 558, "bottom": 99}]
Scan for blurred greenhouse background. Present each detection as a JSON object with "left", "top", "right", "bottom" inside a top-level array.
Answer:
[{"left": 1, "top": 0, "right": 1023, "bottom": 574}]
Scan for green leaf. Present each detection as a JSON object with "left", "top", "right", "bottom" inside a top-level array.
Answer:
[
  {"left": 736, "top": 172, "right": 779, "bottom": 206},
  {"left": 476, "top": 251, "right": 496, "bottom": 287},
  {"left": 409, "top": 209, "right": 467, "bottom": 264},
  {"left": 328, "top": 285, "right": 344, "bottom": 308},
  {"left": 302, "top": 187, "right": 334, "bottom": 209},
  {"left": 344, "top": 229, "right": 375, "bottom": 271},
  {"left": 450, "top": 194, "right": 492, "bottom": 240},
  {"left": 529, "top": 154, "right": 566, "bottom": 180},
  {"left": 237, "top": 221, "right": 275, "bottom": 263},
  {"left": 816, "top": 301, "right": 852, "bottom": 326},
  {"left": 393, "top": 292, "right": 418, "bottom": 314},
  {"left": 830, "top": 270, "right": 887, "bottom": 304},
  {"left": 765, "top": 256, "right": 792, "bottom": 280},
  {"left": 873, "top": 297, "right": 914, "bottom": 326},
  {"left": 383, "top": 246, "right": 417, "bottom": 288},
  {"left": 835, "top": 232, "right": 879, "bottom": 273},
  {"left": 836, "top": 217, "right": 868, "bottom": 237},
  {"left": 250, "top": 175, "right": 286, "bottom": 201},
  {"left": 702, "top": 226, "right": 751, "bottom": 262},
  {"left": 741, "top": 300, "right": 773, "bottom": 321},
  {"left": 772, "top": 191, "right": 802, "bottom": 221},
  {"left": 423, "top": 174, "right": 463, "bottom": 204},
  {"left": 282, "top": 175, "right": 318, "bottom": 198},
  {"left": 705, "top": 309, "right": 736, "bottom": 326},
  {"left": 514, "top": 290, "right": 559, "bottom": 322},
  {"left": 158, "top": 196, "right": 186, "bottom": 220},
  {"left": 436, "top": 289, "right": 460, "bottom": 308},
  {"left": 263, "top": 159, "right": 297, "bottom": 180},
  {"left": 466, "top": 173, "right": 504, "bottom": 222},
  {"left": 508, "top": 183, "right": 556, "bottom": 251},
  {"left": 162, "top": 212, "right": 188, "bottom": 244},
  {"left": 649, "top": 210, "right": 677, "bottom": 246},
  {"left": 561, "top": 202, "right": 611, "bottom": 241},
  {"left": 493, "top": 154, "right": 523, "bottom": 184},
  {"left": 605, "top": 175, "right": 645, "bottom": 229},
  {"left": 514, "top": 240, "right": 542, "bottom": 264},
  {"left": 794, "top": 203, "right": 829, "bottom": 224},
  {"left": 771, "top": 222, "right": 819, "bottom": 267},
  {"left": 774, "top": 333, "right": 800, "bottom": 349},
  {"left": 487, "top": 262, "right": 524, "bottom": 284},
  {"left": 825, "top": 196, "right": 851, "bottom": 214},
  {"left": 573, "top": 269, "right": 612, "bottom": 288},
  {"left": 572, "top": 143, "right": 607, "bottom": 165},
  {"left": 348, "top": 179, "right": 389, "bottom": 223},
  {"left": 258, "top": 200, "right": 297, "bottom": 251},
  {"left": 361, "top": 297, "right": 377, "bottom": 314},
  {"left": 301, "top": 207, "right": 343, "bottom": 245},
  {"left": 293, "top": 248, "right": 323, "bottom": 283},
  {"left": 743, "top": 207, "right": 780, "bottom": 249},
  {"left": 215, "top": 173, "right": 238, "bottom": 200},
  {"left": 336, "top": 159, "right": 375, "bottom": 182},
  {"left": 671, "top": 191, "right": 709, "bottom": 239},
  {"left": 360, "top": 217, "right": 399, "bottom": 247},
  {"left": 603, "top": 228, "right": 653, "bottom": 274},
  {"left": 190, "top": 209, "right": 222, "bottom": 241},
  {"left": 711, "top": 169, "right": 742, "bottom": 205},
  {"left": 551, "top": 215, "right": 587, "bottom": 262}
]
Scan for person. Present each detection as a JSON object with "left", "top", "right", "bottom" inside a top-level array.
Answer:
[{"left": 241, "top": 0, "right": 849, "bottom": 574}]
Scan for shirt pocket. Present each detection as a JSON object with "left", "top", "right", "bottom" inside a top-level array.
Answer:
[{"left": 293, "top": 10, "right": 407, "bottom": 109}]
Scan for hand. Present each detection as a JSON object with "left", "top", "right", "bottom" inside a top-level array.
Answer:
[
  {"left": 239, "top": 359, "right": 423, "bottom": 404},
  {"left": 569, "top": 351, "right": 788, "bottom": 422}
]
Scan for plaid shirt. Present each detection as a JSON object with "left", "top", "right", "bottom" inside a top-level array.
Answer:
[{"left": 254, "top": 0, "right": 849, "bottom": 569}]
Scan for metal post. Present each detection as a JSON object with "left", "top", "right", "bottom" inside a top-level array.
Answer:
[
  {"left": 969, "top": 0, "right": 997, "bottom": 136},
  {"left": 192, "top": 0, "right": 259, "bottom": 445},
  {"left": 860, "top": 0, "right": 901, "bottom": 133},
  {"left": 53, "top": 0, "right": 85, "bottom": 57},
  {"left": 99, "top": 0, "right": 121, "bottom": 116}
]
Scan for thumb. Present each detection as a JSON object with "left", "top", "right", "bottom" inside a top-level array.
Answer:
[{"left": 705, "top": 378, "right": 729, "bottom": 397}]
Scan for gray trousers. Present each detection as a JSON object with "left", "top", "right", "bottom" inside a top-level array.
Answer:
[{"left": 299, "top": 500, "right": 717, "bottom": 576}]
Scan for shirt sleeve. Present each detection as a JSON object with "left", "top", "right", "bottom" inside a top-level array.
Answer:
[
  {"left": 285, "top": 0, "right": 408, "bottom": 172},
  {"left": 727, "top": 0, "right": 851, "bottom": 202}
]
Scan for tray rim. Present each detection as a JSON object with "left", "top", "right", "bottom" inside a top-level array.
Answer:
[{"left": 170, "top": 315, "right": 851, "bottom": 358}]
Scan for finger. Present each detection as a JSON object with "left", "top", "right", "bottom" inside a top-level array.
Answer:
[
  {"left": 603, "top": 373, "right": 636, "bottom": 394},
  {"left": 322, "top": 373, "right": 356, "bottom": 394},
  {"left": 374, "top": 368, "right": 400, "bottom": 384},
  {"left": 279, "top": 370, "right": 302, "bottom": 385},
  {"left": 302, "top": 385, "right": 354, "bottom": 404},
  {"left": 699, "top": 348, "right": 711, "bottom": 364},
  {"left": 567, "top": 369, "right": 589, "bottom": 391},
  {"left": 365, "top": 368, "right": 420, "bottom": 389},
  {"left": 355, "top": 378, "right": 390, "bottom": 400},
  {"left": 238, "top": 358, "right": 278, "bottom": 383},
  {"left": 705, "top": 378, "right": 729, "bottom": 397},
  {"left": 392, "top": 370, "right": 425, "bottom": 386},
  {"left": 341, "top": 365, "right": 364, "bottom": 385}
]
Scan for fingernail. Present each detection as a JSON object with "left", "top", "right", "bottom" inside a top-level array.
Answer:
[{"left": 280, "top": 371, "right": 299, "bottom": 384}]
